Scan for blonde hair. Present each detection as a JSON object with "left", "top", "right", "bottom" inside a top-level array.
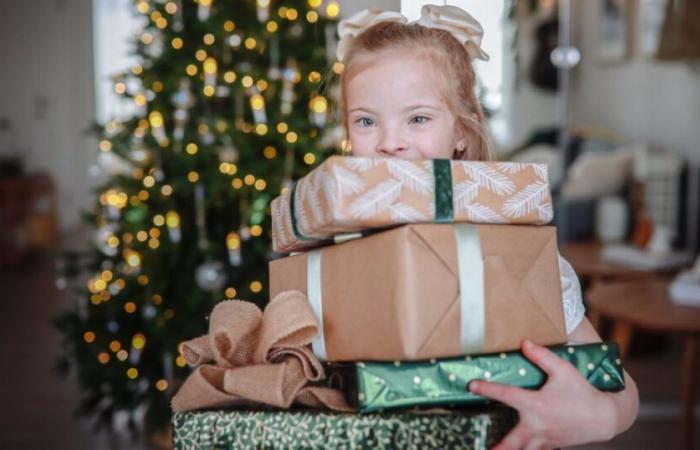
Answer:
[{"left": 338, "top": 21, "right": 493, "bottom": 161}]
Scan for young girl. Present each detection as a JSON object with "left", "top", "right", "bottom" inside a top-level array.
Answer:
[{"left": 336, "top": 5, "right": 639, "bottom": 449}]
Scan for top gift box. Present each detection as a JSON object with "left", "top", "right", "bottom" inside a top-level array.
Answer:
[{"left": 272, "top": 156, "right": 553, "bottom": 253}]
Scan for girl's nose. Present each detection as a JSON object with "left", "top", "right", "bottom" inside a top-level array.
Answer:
[{"left": 376, "top": 129, "right": 408, "bottom": 156}]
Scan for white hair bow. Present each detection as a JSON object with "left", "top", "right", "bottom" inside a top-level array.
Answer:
[{"left": 336, "top": 4, "right": 489, "bottom": 63}]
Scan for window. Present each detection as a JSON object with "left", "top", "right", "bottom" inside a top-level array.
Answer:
[{"left": 93, "top": 0, "right": 143, "bottom": 123}]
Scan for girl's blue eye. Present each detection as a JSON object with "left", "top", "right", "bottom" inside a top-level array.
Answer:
[
  {"left": 356, "top": 117, "right": 374, "bottom": 127},
  {"left": 410, "top": 115, "right": 430, "bottom": 124}
]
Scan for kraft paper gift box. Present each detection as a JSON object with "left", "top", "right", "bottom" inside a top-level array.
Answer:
[
  {"left": 269, "top": 223, "right": 567, "bottom": 362},
  {"left": 325, "top": 342, "right": 626, "bottom": 413},
  {"left": 271, "top": 156, "right": 554, "bottom": 253}
]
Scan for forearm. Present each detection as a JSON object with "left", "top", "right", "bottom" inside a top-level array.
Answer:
[
  {"left": 568, "top": 318, "right": 640, "bottom": 439},
  {"left": 605, "top": 369, "right": 639, "bottom": 438}
]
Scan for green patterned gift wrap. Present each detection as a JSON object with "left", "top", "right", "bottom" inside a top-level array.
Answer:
[
  {"left": 173, "top": 407, "right": 518, "bottom": 450},
  {"left": 327, "top": 342, "right": 625, "bottom": 413}
]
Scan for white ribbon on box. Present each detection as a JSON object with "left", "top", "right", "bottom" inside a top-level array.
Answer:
[{"left": 306, "top": 224, "right": 485, "bottom": 361}]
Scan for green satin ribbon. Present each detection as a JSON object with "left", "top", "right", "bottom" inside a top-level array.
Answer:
[
  {"left": 289, "top": 181, "right": 312, "bottom": 242},
  {"left": 432, "top": 159, "right": 454, "bottom": 223}
]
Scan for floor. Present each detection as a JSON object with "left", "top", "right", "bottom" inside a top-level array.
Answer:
[{"left": 0, "top": 252, "right": 698, "bottom": 449}]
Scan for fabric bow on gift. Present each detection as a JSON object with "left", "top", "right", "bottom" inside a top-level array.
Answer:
[
  {"left": 171, "top": 290, "right": 351, "bottom": 412},
  {"left": 336, "top": 4, "right": 490, "bottom": 62}
]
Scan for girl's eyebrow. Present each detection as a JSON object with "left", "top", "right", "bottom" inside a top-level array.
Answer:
[
  {"left": 349, "top": 105, "right": 441, "bottom": 115},
  {"left": 348, "top": 107, "right": 377, "bottom": 115},
  {"left": 402, "top": 104, "right": 441, "bottom": 112}
]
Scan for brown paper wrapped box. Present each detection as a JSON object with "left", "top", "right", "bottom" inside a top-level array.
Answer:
[
  {"left": 272, "top": 156, "right": 553, "bottom": 253},
  {"left": 269, "top": 223, "right": 566, "bottom": 362}
]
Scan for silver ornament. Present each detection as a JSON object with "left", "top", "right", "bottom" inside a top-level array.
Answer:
[
  {"left": 128, "top": 141, "right": 153, "bottom": 167},
  {"left": 95, "top": 224, "right": 119, "bottom": 257},
  {"left": 218, "top": 143, "right": 239, "bottom": 163},
  {"left": 195, "top": 261, "right": 227, "bottom": 292}
]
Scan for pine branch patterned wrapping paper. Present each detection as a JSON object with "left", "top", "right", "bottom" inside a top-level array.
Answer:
[{"left": 272, "top": 156, "right": 554, "bottom": 253}]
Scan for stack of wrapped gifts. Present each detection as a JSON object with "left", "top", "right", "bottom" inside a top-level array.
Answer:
[{"left": 172, "top": 156, "right": 626, "bottom": 449}]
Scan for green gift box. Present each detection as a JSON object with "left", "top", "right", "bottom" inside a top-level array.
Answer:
[
  {"left": 327, "top": 342, "right": 625, "bottom": 413},
  {"left": 173, "top": 407, "right": 518, "bottom": 450}
]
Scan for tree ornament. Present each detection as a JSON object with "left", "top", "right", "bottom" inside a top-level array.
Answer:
[
  {"left": 165, "top": 210, "right": 182, "bottom": 243},
  {"left": 249, "top": 88, "right": 268, "bottom": 125},
  {"left": 218, "top": 137, "right": 239, "bottom": 163},
  {"left": 226, "top": 231, "right": 242, "bottom": 266},
  {"left": 309, "top": 95, "right": 328, "bottom": 127},
  {"left": 95, "top": 223, "right": 119, "bottom": 257},
  {"left": 268, "top": 35, "right": 281, "bottom": 80},
  {"left": 128, "top": 140, "right": 153, "bottom": 167},
  {"left": 171, "top": 78, "right": 195, "bottom": 142},
  {"left": 171, "top": 0, "right": 184, "bottom": 31},
  {"left": 198, "top": 0, "right": 212, "bottom": 22},
  {"left": 256, "top": 0, "right": 270, "bottom": 22},
  {"left": 195, "top": 260, "right": 227, "bottom": 291},
  {"left": 96, "top": 151, "right": 134, "bottom": 177},
  {"left": 280, "top": 59, "right": 298, "bottom": 115},
  {"left": 149, "top": 110, "right": 168, "bottom": 146}
]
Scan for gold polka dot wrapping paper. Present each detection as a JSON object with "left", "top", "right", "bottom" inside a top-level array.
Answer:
[{"left": 326, "top": 342, "right": 625, "bottom": 413}]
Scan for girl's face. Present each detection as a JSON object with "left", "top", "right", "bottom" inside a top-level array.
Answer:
[{"left": 345, "top": 51, "right": 465, "bottom": 160}]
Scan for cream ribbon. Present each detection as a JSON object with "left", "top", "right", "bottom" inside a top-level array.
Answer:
[
  {"left": 336, "top": 5, "right": 490, "bottom": 62},
  {"left": 454, "top": 224, "right": 485, "bottom": 354},
  {"left": 306, "top": 224, "right": 485, "bottom": 360},
  {"left": 307, "top": 248, "right": 328, "bottom": 360}
]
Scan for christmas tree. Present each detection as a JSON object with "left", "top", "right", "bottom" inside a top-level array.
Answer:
[{"left": 55, "top": 0, "right": 342, "bottom": 433}]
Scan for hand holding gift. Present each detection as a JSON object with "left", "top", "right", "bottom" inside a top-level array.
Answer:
[{"left": 471, "top": 338, "right": 638, "bottom": 449}]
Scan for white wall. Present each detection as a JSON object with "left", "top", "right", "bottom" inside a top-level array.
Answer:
[
  {"left": 571, "top": 0, "right": 700, "bottom": 161},
  {"left": 0, "top": 0, "right": 96, "bottom": 231},
  {"left": 342, "top": 0, "right": 399, "bottom": 16}
]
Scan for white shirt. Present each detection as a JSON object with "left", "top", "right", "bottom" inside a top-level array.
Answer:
[{"left": 559, "top": 254, "right": 586, "bottom": 335}]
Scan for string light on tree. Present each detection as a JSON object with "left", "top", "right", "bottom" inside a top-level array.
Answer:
[
  {"left": 148, "top": 111, "right": 167, "bottom": 145},
  {"left": 202, "top": 57, "right": 218, "bottom": 97},
  {"left": 226, "top": 231, "right": 242, "bottom": 266},
  {"left": 166, "top": 211, "right": 182, "bottom": 243},
  {"left": 309, "top": 94, "right": 328, "bottom": 127}
]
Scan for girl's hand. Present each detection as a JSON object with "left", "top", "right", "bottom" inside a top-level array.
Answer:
[{"left": 469, "top": 339, "right": 618, "bottom": 450}]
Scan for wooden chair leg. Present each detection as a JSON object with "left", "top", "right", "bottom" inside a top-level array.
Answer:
[
  {"left": 610, "top": 321, "right": 633, "bottom": 361},
  {"left": 681, "top": 337, "right": 698, "bottom": 450}
]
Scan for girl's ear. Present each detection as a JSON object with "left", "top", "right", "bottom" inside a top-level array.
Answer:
[{"left": 453, "top": 125, "right": 469, "bottom": 158}]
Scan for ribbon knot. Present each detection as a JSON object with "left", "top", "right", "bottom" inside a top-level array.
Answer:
[
  {"left": 171, "top": 290, "right": 351, "bottom": 412},
  {"left": 336, "top": 4, "right": 490, "bottom": 62}
]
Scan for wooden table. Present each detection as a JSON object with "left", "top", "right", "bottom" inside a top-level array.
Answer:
[
  {"left": 588, "top": 279, "right": 700, "bottom": 450},
  {"left": 563, "top": 241, "right": 674, "bottom": 286}
]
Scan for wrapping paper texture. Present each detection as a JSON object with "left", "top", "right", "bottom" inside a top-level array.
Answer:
[
  {"left": 327, "top": 342, "right": 626, "bottom": 413},
  {"left": 173, "top": 407, "right": 518, "bottom": 450},
  {"left": 269, "top": 223, "right": 567, "bottom": 361},
  {"left": 272, "top": 156, "right": 553, "bottom": 253}
]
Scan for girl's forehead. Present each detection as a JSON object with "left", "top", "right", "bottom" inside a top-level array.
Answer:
[{"left": 345, "top": 54, "right": 449, "bottom": 107}]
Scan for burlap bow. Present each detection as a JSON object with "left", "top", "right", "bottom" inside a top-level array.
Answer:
[
  {"left": 336, "top": 4, "right": 489, "bottom": 62},
  {"left": 171, "top": 290, "right": 351, "bottom": 412}
]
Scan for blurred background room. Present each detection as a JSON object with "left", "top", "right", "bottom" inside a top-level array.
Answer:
[{"left": 0, "top": 0, "right": 699, "bottom": 448}]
